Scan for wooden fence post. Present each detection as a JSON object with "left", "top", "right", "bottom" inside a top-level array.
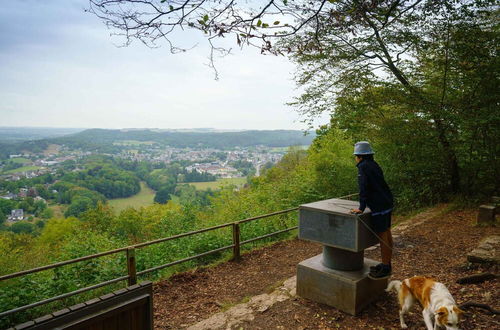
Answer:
[
  {"left": 127, "top": 248, "right": 137, "bottom": 286},
  {"left": 232, "top": 222, "right": 241, "bottom": 261}
]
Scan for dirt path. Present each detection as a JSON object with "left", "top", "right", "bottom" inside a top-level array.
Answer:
[{"left": 153, "top": 205, "right": 499, "bottom": 329}]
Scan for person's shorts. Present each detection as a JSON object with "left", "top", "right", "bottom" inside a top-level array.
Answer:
[{"left": 371, "top": 212, "right": 392, "bottom": 233}]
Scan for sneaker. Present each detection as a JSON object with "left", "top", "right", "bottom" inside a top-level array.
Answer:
[{"left": 368, "top": 264, "right": 392, "bottom": 280}]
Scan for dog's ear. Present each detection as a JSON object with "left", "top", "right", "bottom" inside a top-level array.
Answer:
[
  {"left": 435, "top": 306, "right": 447, "bottom": 316},
  {"left": 453, "top": 306, "right": 465, "bottom": 320}
]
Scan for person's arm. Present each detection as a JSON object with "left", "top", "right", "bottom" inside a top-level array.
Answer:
[{"left": 358, "top": 165, "right": 368, "bottom": 212}]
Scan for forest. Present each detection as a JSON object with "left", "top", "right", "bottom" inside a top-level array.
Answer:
[{"left": 0, "top": 0, "right": 498, "bottom": 327}]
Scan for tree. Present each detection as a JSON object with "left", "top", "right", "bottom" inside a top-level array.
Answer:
[
  {"left": 9, "top": 222, "right": 35, "bottom": 235},
  {"left": 40, "top": 208, "right": 54, "bottom": 220},
  {"left": 0, "top": 199, "right": 14, "bottom": 216},
  {"left": 34, "top": 184, "right": 50, "bottom": 199},
  {"left": 64, "top": 197, "right": 94, "bottom": 218},
  {"left": 154, "top": 182, "right": 176, "bottom": 204}
]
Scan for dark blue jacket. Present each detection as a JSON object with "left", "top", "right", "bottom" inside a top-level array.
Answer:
[{"left": 357, "top": 159, "right": 393, "bottom": 213}]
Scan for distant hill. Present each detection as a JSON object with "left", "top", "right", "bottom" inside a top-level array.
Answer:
[
  {"left": 54, "top": 129, "right": 315, "bottom": 148},
  {"left": 0, "top": 128, "right": 315, "bottom": 158},
  {"left": 0, "top": 127, "right": 85, "bottom": 142}
]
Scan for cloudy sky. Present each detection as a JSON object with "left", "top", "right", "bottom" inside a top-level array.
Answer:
[{"left": 0, "top": 0, "right": 329, "bottom": 131}]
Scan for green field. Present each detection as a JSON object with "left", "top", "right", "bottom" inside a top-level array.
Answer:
[
  {"left": 3, "top": 165, "right": 42, "bottom": 174},
  {"left": 9, "top": 157, "right": 31, "bottom": 164},
  {"left": 109, "top": 182, "right": 156, "bottom": 213},
  {"left": 48, "top": 204, "right": 66, "bottom": 218},
  {"left": 188, "top": 177, "right": 247, "bottom": 190},
  {"left": 269, "top": 145, "right": 309, "bottom": 153},
  {"left": 113, "top": 140, "right": 156, "bottom": 146}
]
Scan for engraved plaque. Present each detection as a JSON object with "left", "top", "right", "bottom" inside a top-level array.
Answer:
[{"left": 299, "top": 198, "right": 378, "bottom": 252}]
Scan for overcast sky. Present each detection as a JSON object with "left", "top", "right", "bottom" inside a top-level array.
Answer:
[{"left": 0, "top": 0, "right": 329, "bottom": 131}]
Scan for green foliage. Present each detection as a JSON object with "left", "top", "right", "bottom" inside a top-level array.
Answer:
[
  {"left": 154, "top": 183, "right": 176, "bottom": 204},
  {"left": 174, "top": 184, "right": 214, "bottom": 207},
  {"left": 0, "top": 199, "right": 14, "bottom": 215},
  {"left": 287, "top": 0, "right": 498, "bottom": 205},
  {"left": 230, "top": 160, "right": 255, "bottom": 176},
  {"left": 64, "top": 197, "right": 94, "bottom": 218},
  {"left": 40, "top": 207, "right": 54, "bottom": 219},
  {"left": 9, "top": 222, "right": 36, "bottom": 235},
  {"left": 62, "top": 159, "right": 140, "bottom": 199},
  {"left": 181, "top": 169, "right": 216, "bottom": 183}
]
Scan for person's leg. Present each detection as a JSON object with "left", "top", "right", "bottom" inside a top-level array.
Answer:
[{"left": 369, "top": 212, "right": 393, "bottom": 278}]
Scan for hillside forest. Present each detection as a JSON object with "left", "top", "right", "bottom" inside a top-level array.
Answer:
[{"left": 0, "top": 0, "right": 498, "bottom": 327}]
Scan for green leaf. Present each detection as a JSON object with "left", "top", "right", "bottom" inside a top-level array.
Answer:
[
  {"left": 257, "top": 19, "right": 262, "bottom": 27},
  {"left": 203, "top": 14, "right": 209, "bottom": 22},
  {"left": 169, "top": 5, "right": 174, "bottom": 11},
  {"left": 273, "top": 21, "right": 280, "bottom": 25},
  {"left": 262, "top": 23, "right": 269, "bottom": 28}
]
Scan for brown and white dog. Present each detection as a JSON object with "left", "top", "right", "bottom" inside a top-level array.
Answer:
[{"left": 386, "top": 276, "right": 464, "bottom": 330}]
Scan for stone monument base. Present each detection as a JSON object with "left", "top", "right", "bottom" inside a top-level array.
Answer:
[{"left": 297, "top": 254, "right": 387, "bottom": 315}]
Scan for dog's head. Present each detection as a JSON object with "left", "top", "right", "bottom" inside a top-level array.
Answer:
[{"left": 435, "top": 305, "right": 464, "bottom": 330}]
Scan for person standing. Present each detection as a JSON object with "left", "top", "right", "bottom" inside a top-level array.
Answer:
[{"left": 350, "top": 141, "right": 394, "bottom": 279}]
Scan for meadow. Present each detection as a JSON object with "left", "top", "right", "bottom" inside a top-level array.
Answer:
[
  {"left": 112, "top": 140, "right": 156, "bottom": 146},
  {"left": 108, "top": 181, "right": 156, "bottom": 213},
  {"left": 3, "top": 165, "right": 42, "bottom": 174},
  {"left": 9, "top": 157, "right": 31, "bottom": 164},
  {"left": 188, "top": 177, "right": 247, "bottom": 190}
]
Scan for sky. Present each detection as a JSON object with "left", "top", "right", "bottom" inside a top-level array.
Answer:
[{"left": 0, "top": 0, "right": 329, "bottom": 131}]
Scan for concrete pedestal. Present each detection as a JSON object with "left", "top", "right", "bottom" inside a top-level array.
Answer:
[
  {"left": 322, "top": 246, "right": 364, "bottom": 271},
  {"left": 297, "top": 254, "right": 387, "bottom": 315}
]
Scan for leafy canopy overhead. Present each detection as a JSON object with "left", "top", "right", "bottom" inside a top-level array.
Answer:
[{"left": 88, "top": 1, "right": 495, "bottom": 81}]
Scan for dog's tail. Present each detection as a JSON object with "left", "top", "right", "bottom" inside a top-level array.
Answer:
[{"left": 386, "top": 280, "right": 402, "bottom": 293}]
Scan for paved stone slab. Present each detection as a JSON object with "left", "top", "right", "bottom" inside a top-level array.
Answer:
[
  {"left": 187, "top": 276, "right": 297, "bottom": 330},
  {"left": 467, "top": 235, "right": 500, "bottom": 264}
]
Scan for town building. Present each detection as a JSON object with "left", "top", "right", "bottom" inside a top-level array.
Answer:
[{"left": 8, "top": 209, "right": 24, "bottom": 222}]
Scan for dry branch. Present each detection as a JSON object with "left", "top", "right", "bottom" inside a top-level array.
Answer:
[
  {"left": 459, "top": 302, "right": 500, "bottom": 315},
  {"left": 456, "top": 273, "right": 498, "bottom": 284}
]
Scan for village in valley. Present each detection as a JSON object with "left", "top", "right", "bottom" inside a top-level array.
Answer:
[{"left": 0, "top": 140, "right": 290, "bottom": 224}]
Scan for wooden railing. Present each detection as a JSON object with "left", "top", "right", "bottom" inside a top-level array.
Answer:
[{"left": 0, "top": 194, "right": 358, "bottom": 320}]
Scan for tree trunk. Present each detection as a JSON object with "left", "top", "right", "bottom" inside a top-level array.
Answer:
[
  {"left": 367, "top": 14, "right": 461, "bottom": 194},
  {"left": 434, "top": 118, "right": 460, "bottom": 193}
]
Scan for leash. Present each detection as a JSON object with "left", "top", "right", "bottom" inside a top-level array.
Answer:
[
  {"left": 329, "top": 201, "right": 394, "bottom": 251},
  {"left": 355, "top": 214, "right": 394, "bottom": 251}
]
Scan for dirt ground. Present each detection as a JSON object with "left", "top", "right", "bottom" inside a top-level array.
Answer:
[{"left": 153, "top": 205, "right": 499, "bottom": 329}]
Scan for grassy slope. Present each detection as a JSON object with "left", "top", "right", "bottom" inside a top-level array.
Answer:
[
  {"left": 3, "top": 165, "right": 42, "bottom": 174},
  {"left": 108, "top": 181, "right": 156, "bottom": 213},
  {"left": 188, "top": 177, "right": 247, "bottom": 190},
  {"left": 48, "top": 204, "right": 66, "bottom": 218},
  {"left": 9, "top": 157, "right": 31, "bottom": 164}
]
